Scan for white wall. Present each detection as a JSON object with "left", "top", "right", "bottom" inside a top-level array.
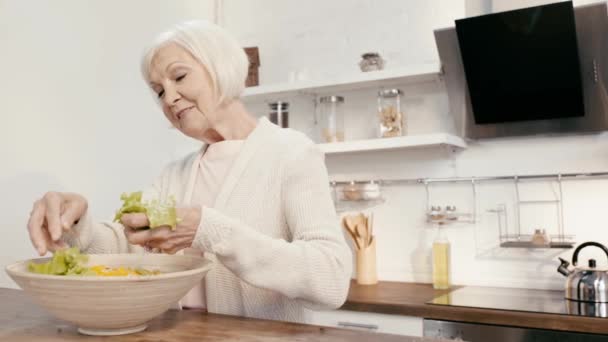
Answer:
[
  {"left": 492, "top": 0, "right": 604, "bottom": 12},
  {"left": 465, "top": 0, "right": 492, "bottom": 16},
  {"left": 0, "top": 0, "right": 214, "bottom": 288},
  {"left": 230, "top": 0, "right": 608, "bottom": 290},
  {"left": 223, "top": 0, "right": 464, "bottom": 85}
]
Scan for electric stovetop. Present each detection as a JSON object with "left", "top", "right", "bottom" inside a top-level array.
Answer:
[{"left": 427, "top": 286, "right": 607, "bottom": 318}]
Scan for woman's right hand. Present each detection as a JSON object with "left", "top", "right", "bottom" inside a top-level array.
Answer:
[{"left": 27, "top": 192, "right": 88, "bottom": 256}]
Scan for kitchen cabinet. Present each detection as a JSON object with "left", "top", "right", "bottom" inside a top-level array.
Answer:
[
  {"left": 307, "top": 309, "right": 423, "bottom": 337},
  {"left": 344, "top": 281, "right": 608, "bottom": 335},
  {"left": 424, "top": 319, "right": 608, "bottom": 341}
]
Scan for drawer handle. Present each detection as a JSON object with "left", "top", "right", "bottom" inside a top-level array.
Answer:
[{"left": 337, "top": 321, "right": 379, "bottom": 330}]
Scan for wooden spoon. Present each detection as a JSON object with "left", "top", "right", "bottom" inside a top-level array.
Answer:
[
  {"left": 355, "top": 219, "right": 367, "bottom": 248},
  {"left": 368, "top": 213, "right": 374, "bottom": 246},
  {"left": 342, "top": 216, "right": 361, "bottom": 250},
  {"left": 345, "top": 215, "right": 357, "bottom": 232}
]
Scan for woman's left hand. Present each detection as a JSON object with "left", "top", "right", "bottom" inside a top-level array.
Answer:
[{"left": 121, "top": 207, "right": 202, "bottom": 254}]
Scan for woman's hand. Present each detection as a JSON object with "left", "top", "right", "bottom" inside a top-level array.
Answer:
[
  {"left": 121, "top": 207, "right": 202, "bottom": 254},
  {"left": 26, "top": 192, "right": 88, "bottom": 256}
]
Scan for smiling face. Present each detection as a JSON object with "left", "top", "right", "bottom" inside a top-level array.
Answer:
[{"left": 147, "top": 43, "right": 221, "bottom": 141}]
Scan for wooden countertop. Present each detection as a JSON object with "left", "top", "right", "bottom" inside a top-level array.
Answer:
[
  {"left": 342, "top": 280, "right": 608, "bottom": 335},
  {"left": 0, "top": 288, "right": 446, "bottom": 342}
]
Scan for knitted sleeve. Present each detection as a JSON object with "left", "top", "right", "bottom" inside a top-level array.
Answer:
[
  {"left": 192, "top": 145, "right": 352, "bottom": 310},
  {"left": 61, "top": 172, "right": 166, "bottom": 255},
  {"left": 61, "top": 210, "right": 140, "bottom": 254}
]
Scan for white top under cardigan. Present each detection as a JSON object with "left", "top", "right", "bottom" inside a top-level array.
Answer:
[
  {"left": 63, "top": 117, "right": 353, "bottom": 323},
  {"left": 182, "top": 139, "right": 245, "bottom": 309}
]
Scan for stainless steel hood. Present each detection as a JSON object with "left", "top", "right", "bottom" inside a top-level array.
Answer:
[{"left": 434, "top": 3, "right": 608, "bottom": 139}]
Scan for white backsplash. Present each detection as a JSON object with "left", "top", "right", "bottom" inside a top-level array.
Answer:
[{"left": 261, "top": 83, "right": 608, "bottom": 291}]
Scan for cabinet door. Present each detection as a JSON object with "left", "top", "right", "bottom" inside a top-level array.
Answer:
[{"left": 306, "top": 309, "right": 423, "bottom": 337}]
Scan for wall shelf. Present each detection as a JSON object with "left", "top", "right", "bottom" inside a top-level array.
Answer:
[
  {"left": 242, "top": 62, "right": 441, "bottom": 101},
  {"left": 318, "top": 133, "right": 466, "bottom": 155}
]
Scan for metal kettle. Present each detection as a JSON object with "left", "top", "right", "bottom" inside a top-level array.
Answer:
[{"left": 557, "top": 241, "right": 608, "bottom": 303}]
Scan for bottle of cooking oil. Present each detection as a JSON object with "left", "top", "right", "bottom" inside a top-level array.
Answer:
[{"left": 432, "top": 226, "right": 450, "bottom": 290}]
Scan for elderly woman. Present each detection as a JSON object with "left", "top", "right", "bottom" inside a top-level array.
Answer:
[{"left": 26, "top": 20, "right": 352, "bottom": 323}]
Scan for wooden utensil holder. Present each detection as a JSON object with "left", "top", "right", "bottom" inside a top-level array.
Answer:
[{"left": 355, "top": 239, "right": 377, "bottom": 285}]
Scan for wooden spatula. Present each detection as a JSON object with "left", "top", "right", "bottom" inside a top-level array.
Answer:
[
  {"left": 355, "top": 218, "right": 368, "bottom": 248},
  {"left": 342, "top": 216, "right": 361, "bottom": 250}
]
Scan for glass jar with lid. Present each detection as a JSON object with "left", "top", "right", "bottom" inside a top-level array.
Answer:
[
  {"left": 359, "top": 52, "right": 385, "bottom": 72},
  {"left": 377, "top": 89, "right": 404, "bottom": 138},
  {"left": 268, "top": 101, "right": 289, "bottom": 128},
  {"left": 318, "top": 95, "right": 345, "bottom": 143}
]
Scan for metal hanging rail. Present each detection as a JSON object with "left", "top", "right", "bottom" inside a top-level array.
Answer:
[
  {"left": 331, "top": 171, "right": 608, "bottom": 249},
  {"left": 330, "top": 171, "right": 608, "bottom": 186}
]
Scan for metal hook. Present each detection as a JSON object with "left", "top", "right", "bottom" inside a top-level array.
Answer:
[{"left": 423, "top": 179, "right": 430, "bottom": 213}]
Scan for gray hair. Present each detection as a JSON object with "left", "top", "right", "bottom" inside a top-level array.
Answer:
[{"left": 141, "top": 20, "right": 249, "bottom": 104}]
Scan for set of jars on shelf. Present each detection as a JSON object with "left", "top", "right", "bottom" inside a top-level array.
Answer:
[
  {"left": 269, "top": 88, "right": 405, "bottom": 142},
  {"left": 317, "top": 88, "right": 405, "bottom": 142}
]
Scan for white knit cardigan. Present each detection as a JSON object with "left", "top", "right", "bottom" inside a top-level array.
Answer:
[{"left": 64, "top": 117, "right": 353, "bottom": 323}]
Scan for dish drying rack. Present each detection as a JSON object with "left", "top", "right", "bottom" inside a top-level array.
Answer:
[
  {"left": 489, "top": 175, "right": 575, "bottom": 249},
  {"left": 330, "top": 171, "right": 608, "bottom": 249}
]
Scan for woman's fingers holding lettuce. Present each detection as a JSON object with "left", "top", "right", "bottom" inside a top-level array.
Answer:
[
  {"left": 26, "top": 192, "right": 87, "bottom": 255},
  {"left": 60, "top": 193, "right": 88, "bottom": 231},
  {"left": 28, "top": 199, "right": 49, "bottom": 255},
  {"left": 120, "top": 213, "right": 150, "bottom": 230}
]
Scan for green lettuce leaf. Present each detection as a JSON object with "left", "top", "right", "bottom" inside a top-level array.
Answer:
[
  {"left": 113, "top": 191, "right": 178, "bottom": 230},
  {"left": 28, "top": 247, "right": 94, "bottom": 276}
]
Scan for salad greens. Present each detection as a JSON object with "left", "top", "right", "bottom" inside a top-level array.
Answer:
[
  {"left": 28, "top": 247, "right": 94, "bottom": 276},
  {"left": 28, "top": 247, "right": 161, "bottom": 276},
  {"left": 113, "top": 191, "right": 178, "bottom": 230}
]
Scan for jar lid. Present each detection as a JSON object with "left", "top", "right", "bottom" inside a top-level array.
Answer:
[
  {"left": 268, "top": 101, "right": 289, "bottom": 110},
  {"left": 378, "top": 89, "right": 402, "bottom": 98},
  {"left": 319, "top": 96, "right": 344, "bottom": 103},
  {"left": 362, "top": 52, "right": 381, "bottom": 58}
]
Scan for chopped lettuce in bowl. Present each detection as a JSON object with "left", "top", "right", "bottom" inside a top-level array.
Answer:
[
  {"left": 28, "top": 247, "right": 93, "bottom": 275},
  {"left": 28, "top": 247, "right": 161, "bottom": 276}
]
